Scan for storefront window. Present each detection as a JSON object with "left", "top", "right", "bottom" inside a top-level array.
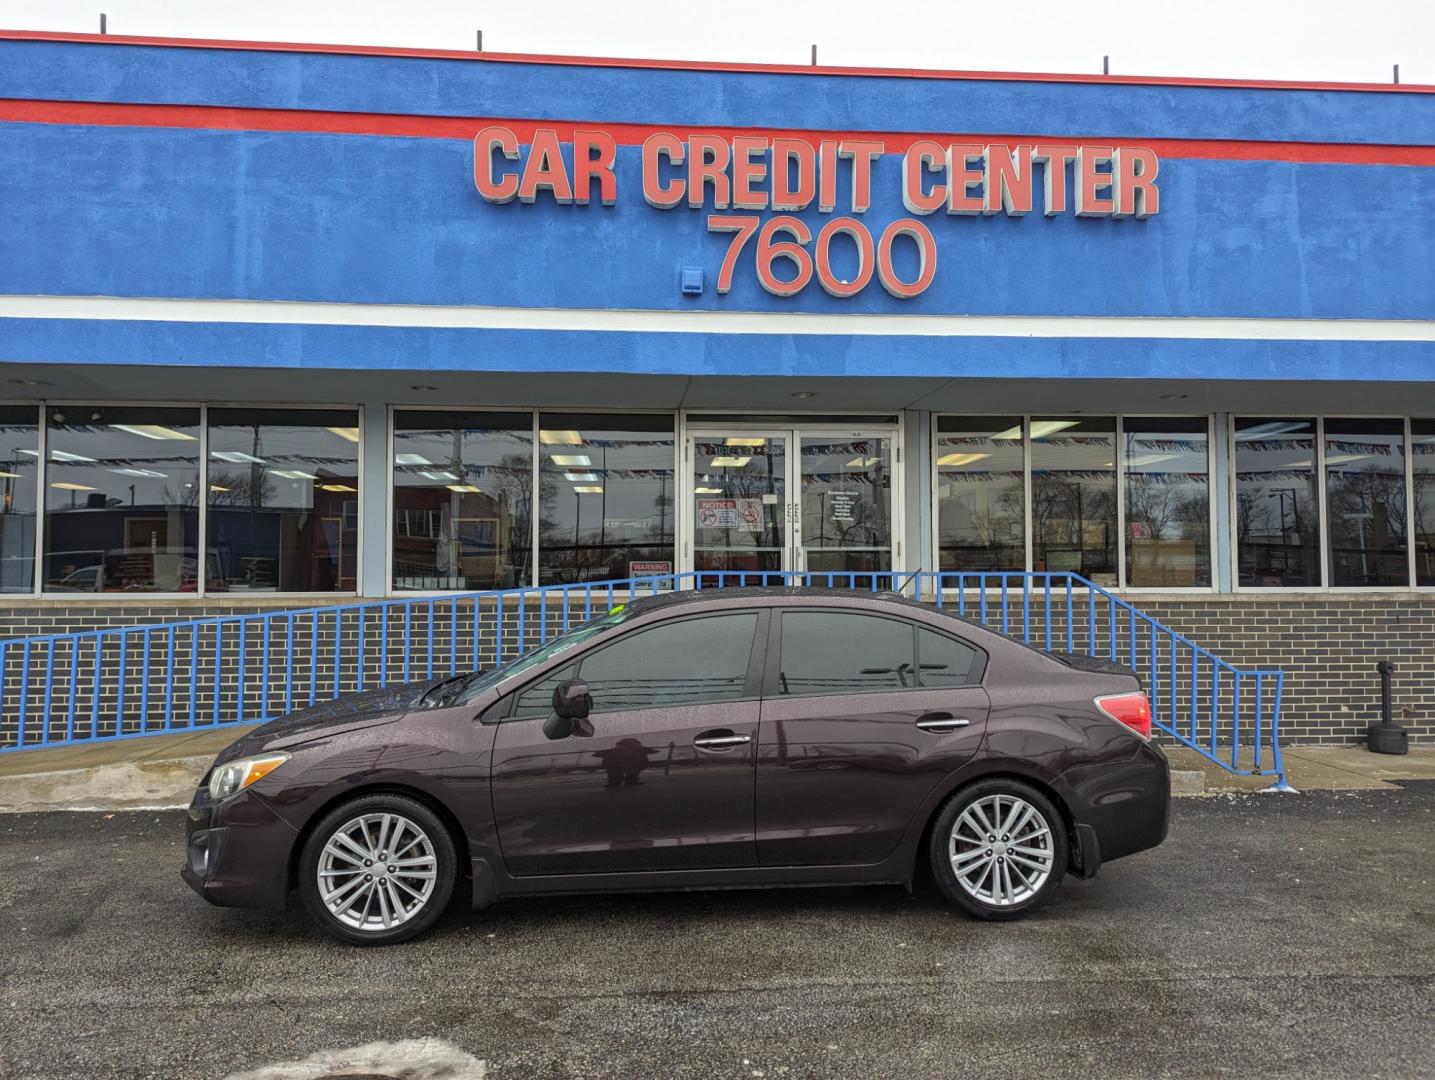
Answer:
[
  {"left": 43, "top": 405, "right": 200, "bottom": 592},
  {"left": 936, "top": 417, "right": 1024, "bottom": 571},
  {"left": 1235, "top": 418, "right": 1320, "bottom": 587},
  {"left": 1031, "top": 418, "right": 1117, "bottom": 585},
  {"left": 392, "top": 410, "right": 532, "bottom": 590},
  {"left": 0, "top": 407, "right": 40, "bottom": 592},
  {"left": 538, "top": 413, "right": 675, "bottom": 584},
  {"left": 207, "top": 408, "right": 359, "bottom": 592},
  {"left": 1325, "top": 419, "right": 1408, "bottom": 587},
  {"left": 1124, "top": 418, "right": 1211, "bottom": 588},
  {"left": 1415, "top": 420, "right": 1435, "bottom": 587}
]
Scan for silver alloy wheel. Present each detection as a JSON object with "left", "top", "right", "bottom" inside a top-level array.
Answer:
[
  {"left": 316, "top": 812, "right": 438, "bottom": 933},
  {"left": 948, "top": 793, "right": 1054, "bottom": 907}
]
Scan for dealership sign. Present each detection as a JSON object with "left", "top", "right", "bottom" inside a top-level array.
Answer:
[{"left": 473, "top": 127, "right": 1160, "bottom": 299}]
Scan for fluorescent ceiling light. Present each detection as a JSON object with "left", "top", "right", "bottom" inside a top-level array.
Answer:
[
  {"left": 208, "top": 484, "right": 231, "bottom": 492},
  {"left": 49, "top": 449, "right": 97, "bottom": 463},
  {"left": 446, "top": 484, "right": 482, "bottom": 493},
  {"left": 420, "top": 470, "right": 459, "bottom": 481},
  {"left": 394, "top": 453, "right": 432, "bottom": 466},
  {"left": 326, "top": 426, "right": 361, "bottom": 443},
  {"left": 321, "top": 483, "right": 357, "bottom": 492},
  {"left": 1125, "top": 454, "right": 1177, "bottom": 469},
  {"left": 269, "top": 469, "right": 318, "bottom": 480},
  {"left": 844, "top": 456, "right": 882, "bottom": 467},
  {"left": 572, "top": 485, "right": 604, "bottom": 494},
  {"left": 51, "top": 482, "right": 95, "bottom": 491},
  {"left": 1322, "top": 453, "right": 1367, "bottom": 466},
  {"left": 549, "top": 454, "right": 592, "bottom": 467},
  {"left": 937, "top": 452, "right": 991, "bottom": 468},
  {"left": 725, "top": 437, "right": 766, "bottom": 447},
  {"left": 564, "top": 471, "right": 599, "bottom": 482},
  {"left": 1029, "top": 420, "right": 1081, "bottom": 440},
  {"left": 211, "top": 450, "right": 265, "bottom": 464},
  {"left": 18, "top": 449, "right": 38, "bottom": 458},
  {"left": 109, "top": 468, "right": 167, "bottom": 478},
  {"left": 539, "top": 429, "right": 584, "bottom": 445},
  {"left": 112, "top": 424, "right": 195, "bottom": 441},
  {"left": 694, "top": 486, "right": 725, "bottom": 494},
  {"left": 1235, "top": 422, "right": 1309, "bottom": 441},
  {"left": 710, "top": 456, "right": 750, "bottom": 468},
  {"left": 0, "top": 471, "right": 20, "bottom": 478}
]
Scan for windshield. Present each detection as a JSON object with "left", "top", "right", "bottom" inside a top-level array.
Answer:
[{"left": 444, "top": 604, "right": 635, "bottom": 704}]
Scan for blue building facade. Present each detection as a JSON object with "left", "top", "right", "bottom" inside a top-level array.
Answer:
[{"left": 0, "top": 31, "right": 1432, "bottom": 741}]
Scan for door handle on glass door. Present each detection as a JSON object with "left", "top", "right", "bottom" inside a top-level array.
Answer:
[{"left": 915, "top": 713, "right": 971, "bottom": 732}]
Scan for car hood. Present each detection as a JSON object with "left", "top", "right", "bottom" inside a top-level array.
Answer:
[{"left": 216, "top": 677, "right": 455, "bottom": 760}]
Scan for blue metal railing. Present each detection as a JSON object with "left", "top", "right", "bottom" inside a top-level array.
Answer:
[{"left": 0, "top": 570, "right": 1287, "bottom": 788}]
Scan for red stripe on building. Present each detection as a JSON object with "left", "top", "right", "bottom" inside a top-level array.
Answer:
[
  {"left": 2, "top": 29, "right": 1433, "bottom": 95},
  {"left": 3, "top": 98, "right": 1435, "bottom": 167}
]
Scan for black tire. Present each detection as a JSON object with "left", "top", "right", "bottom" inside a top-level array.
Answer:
[
  {"left": 928, "top": 779, "right": 1068, "bottom": 921},
  {"left": 298, "top": 793, "right": 458, "bottom": 945}
]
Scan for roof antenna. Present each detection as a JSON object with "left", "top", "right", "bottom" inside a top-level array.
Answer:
[
  {"left": 99, "top": 12, "right": 107, "bottom": 34},
  {"left": 1393, "top": 63, "right": 1400, "bottom": 84},
  {"left": 1103, "top": 54, "right": 1110, "bottom": 75},
  {"left": 810, "top": 44, "right": 817, "bottom": 67},
  {"left": 476, "top": 29, "right": 483, "bottom": 52}
]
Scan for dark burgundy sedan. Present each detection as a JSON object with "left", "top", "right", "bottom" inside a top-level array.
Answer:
[{"left": 183, "top": 588, "right": 1169, "bottom": 944}]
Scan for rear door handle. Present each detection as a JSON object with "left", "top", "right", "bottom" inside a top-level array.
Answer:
[
  {"left": 916, "top": 713, "right": 971, "bottom": 732},
  {"left": 694, "top": 730, "right": 752, "bottom": 750}
]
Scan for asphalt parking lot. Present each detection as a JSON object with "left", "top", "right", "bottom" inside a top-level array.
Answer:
[{"left": 1, "top": 787, "right": 1433, "bottom": 1080}]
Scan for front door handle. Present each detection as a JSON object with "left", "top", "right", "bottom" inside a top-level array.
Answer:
[
  {"left": 694, "top": 730, "right": 752, "bottom": 750},
  {"left": 916, "top": 713, "right": 972, "bottom": 732}
]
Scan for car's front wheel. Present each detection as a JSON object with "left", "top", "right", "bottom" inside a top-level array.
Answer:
[
  {"left": 298, "top": 793, "right": 457, "bottom": 945},
  {"left": 929, "top": 779, "right": 1067, "bottom": 921}
]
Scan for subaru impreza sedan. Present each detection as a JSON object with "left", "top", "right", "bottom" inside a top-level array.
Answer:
[{"left": 183, "top": 588, "right": 1169, "bottom": 944}]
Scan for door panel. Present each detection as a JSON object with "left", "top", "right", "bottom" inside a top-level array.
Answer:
[
  {"left": 691, "top": 433, "right": 789, "bottom": 576},
  {"left": 492, "top": 701, "right": 760, "bottom": 875},
  {"left": 756, "top": 688, "right": 988, "bottom": 866},
  {"left": 799, "top": 435, "right": 894, "bottom": 583}
]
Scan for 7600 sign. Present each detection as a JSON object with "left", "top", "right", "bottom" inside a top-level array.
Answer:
[{"left": 708, "top": 215, "right": 937, "bottom": 299}]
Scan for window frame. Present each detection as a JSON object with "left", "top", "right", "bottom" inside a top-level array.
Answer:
[
  {"left": 931, "top": 413, "right": 1218, "bottom": 594},
  {"left": 765, "top": 607, "right": 988, "bottom": 700},
  {"left": 387, "top": 405, "right": 681, "bottom": 597},
  {"left": 1230, "top": 414, "right": 1424, "bottom": 593},
  {"left": 17, "top": 399, "right": 365, "bottom": 600},
  {"left": 494, "top": 608, "right": 770, "bottom": 719}
]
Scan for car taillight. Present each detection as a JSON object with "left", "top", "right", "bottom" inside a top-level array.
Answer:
[{"left": 1094, "top": 692, "right": 1153, "bottom": 740}]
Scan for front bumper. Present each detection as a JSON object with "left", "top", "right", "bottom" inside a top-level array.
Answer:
[{"left": 181, "top": 783, "right": 297, "bottom": 910}]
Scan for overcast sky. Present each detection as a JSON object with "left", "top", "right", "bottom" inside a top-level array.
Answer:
[{"left": 3, "top": 0, "right": 1433, "bottom": 84}]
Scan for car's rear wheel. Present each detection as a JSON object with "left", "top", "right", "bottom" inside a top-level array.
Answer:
[
  {"left": 929, "top": 779, "right": 1067, "bottom": 921},
  {"left": 298, "top": 793, "right": 457, "bottom": 945}
]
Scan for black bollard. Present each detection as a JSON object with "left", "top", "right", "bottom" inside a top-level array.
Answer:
[{"left": 1367, "top": 660, "right": 1409, "bottom": 755}]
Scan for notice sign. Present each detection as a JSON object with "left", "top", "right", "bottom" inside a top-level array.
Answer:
[
  {"left": 697, "top": 499, "right": 737, "bottom": 527},
  {"left": 829, "top": 491, "right": 859, "bottom": 524},
  {"left": 629, "top": 560, "right": 672, "bottom": 576}
]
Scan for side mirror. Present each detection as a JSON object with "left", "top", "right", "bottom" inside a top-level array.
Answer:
[
  {"left": 553, "top": 679, "right": 592, "bottom": 720},
  {"left": 542, "top": 679, "right": 592, "bottom": 741}
]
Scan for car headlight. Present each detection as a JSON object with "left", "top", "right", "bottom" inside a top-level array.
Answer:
[{"left": 208, "top": 753, "right": 289, "bottom": 801}]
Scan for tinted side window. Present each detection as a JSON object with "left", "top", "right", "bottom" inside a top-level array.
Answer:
[
  {"left": 917, "top": 628, "right": 981, "bottom": 688},
  {"left": 779, "top": 612, "right": 916, "bottom": 695},
  {"left": 577, "top": 613, "right": 759, "bottom": 712},
  {"left": 511, "top": 664, "right": 577, "bottom": 719}
]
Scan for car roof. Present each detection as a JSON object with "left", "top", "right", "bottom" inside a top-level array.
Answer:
[{"left": 622, "top": 586, "right": 983, "bottom": 629}]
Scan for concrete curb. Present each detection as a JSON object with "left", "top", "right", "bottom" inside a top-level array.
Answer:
[{"left": 0, "top": 754, "right": 210, "bottom": 813}]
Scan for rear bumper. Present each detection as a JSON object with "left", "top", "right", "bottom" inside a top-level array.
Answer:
[
  {"left": 1061, "top": 741, "right": 1171, "bottom": 868},
  {"left": 181, "top": 786, "right": 296, "bottom": 910}
]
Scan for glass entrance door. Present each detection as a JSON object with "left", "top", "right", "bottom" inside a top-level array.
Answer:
[
  {"left": 686, "top": 427, "right": 898, "bottom": 581},
  {"left": 690, "top": 433, "right": 789, "bottom": 576},
  {"left": 799, "top": 435, "right": 894, "bottom": 576}
]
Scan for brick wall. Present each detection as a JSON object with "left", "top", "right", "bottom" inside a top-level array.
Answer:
[{"left": 0, "top": 592, "right": 1430, "bottom": 748}]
